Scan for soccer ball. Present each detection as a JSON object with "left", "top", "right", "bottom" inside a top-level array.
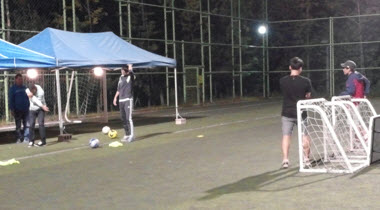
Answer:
[
  {"left": 102, "top": 126, "right": 111, "bottom": 134},
  {"left": 108, "top": 129, "right": 118, "bottom": 139},
  {"left": 89, "top": 138, "right": 100, "bottom": 148}
]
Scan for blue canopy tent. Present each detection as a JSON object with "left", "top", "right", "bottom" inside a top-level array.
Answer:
[
  {"left": 0, "top": 38, "right": 56, "bottom": 68},
  {"left": 0, "top": 39, "right": 56, "bottom": 130},
  {"left": 19, "top": 28, "right": 182, "bottom": 135},
  {"left": 20, "top": 27, "right": 176, "bottom": 68}
]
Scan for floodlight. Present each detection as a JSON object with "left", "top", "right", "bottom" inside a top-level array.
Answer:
[
  {"left": 27, "top": 69, "right": 38, "bottom": 79},
  {"left": 258, "top": 25, "right": 267, "bottom": 35},
  {"left": 93, "top": 67, "right": 104, "bottom": 77}
]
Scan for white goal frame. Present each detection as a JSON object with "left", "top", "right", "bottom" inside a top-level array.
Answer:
[{"left": 297, "top": 98, "right": 371, "bottom": 173}]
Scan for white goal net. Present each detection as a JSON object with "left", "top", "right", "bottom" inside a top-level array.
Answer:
[{"left": 297, "top": 98, "right": 371, "bottom": 173}]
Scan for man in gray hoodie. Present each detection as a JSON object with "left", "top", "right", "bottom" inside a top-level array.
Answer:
[{"left": 26, "top": 84, "right": 49, "bottom": 147}]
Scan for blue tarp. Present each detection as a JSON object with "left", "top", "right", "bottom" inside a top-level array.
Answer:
[
  {"left": 20, "top": 28, "right": 176, "bottom": 68},
  {"left": 0, "top": 38, "right": 56, "bottom": 68}
]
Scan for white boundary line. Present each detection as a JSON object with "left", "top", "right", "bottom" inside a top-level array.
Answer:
[
  {"left": 16, "top": 146, "right": 88, "bottom": 161},
  {"left": 173, "top": 115, "right": 278, "bottom": 134},
  {"left": 161, "top": 101, "right": 279, "bottom": 117}
]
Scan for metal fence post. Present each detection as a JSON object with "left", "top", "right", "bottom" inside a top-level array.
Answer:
[
  {"left": 329, "top": 17, "right": 335, "bottom": 97},
  {"left": 1, "top": 0, "right": 4, "bottom": 40}
]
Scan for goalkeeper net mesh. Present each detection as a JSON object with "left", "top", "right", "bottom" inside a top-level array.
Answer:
[{"left": 297, "top": 98, "right": 370, "bottom": 173}]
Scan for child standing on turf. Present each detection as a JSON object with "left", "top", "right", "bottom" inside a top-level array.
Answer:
[
  {"left": 280, "top": 57, "right": 312, "bottom": 169},
  {"left": 113, "top": 64, "right": 135, "bottom": 142}
]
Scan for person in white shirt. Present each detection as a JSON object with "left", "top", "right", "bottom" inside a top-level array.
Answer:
[{"left": 26, "top": 84, "right": 49, "bottom": 147}]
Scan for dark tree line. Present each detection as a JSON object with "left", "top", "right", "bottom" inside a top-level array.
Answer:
[{"left": 4, "top": 0, "right": 380, "bottom": 106}]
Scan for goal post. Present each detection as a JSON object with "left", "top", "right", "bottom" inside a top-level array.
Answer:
[
  {"left": 352, "top": 98, "right": 377, "bottom": 128},
  {"left": 297, "top": 98, "right": 370, "bottom": 173},
  {"left": 369, "top": 115, "right": 380, "bottom": 164},
  {"left": 64, "top": 69, "right": 107, "bottom": 124},
  {"left": 332, "top": 96, "right": 377, "bottom": 128}
]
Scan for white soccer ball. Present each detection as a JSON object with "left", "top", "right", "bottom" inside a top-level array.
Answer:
[
  {"left": 89, "top": 138, "right": 100, "bottom": 148},
  {"left": 102, "top": 126, "right": 111, "bottom": 134}
]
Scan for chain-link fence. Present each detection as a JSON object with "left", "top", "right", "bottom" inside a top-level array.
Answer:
[
  {"left": 268, "top": 13, "right": 380, "bottom": 98},
  {"left": 1, "top": 1, "right": 380, "bottom": 126},
  {"left": 0, "top": 70, "right": 105, "bottom": 125}
]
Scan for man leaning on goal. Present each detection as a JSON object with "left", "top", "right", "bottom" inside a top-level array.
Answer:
[
  {"left": 280, "top": 57, "right": 312, "bottom": 169},
  {"left": 340, "top": 60, "right": 370, "bottom": 99}
]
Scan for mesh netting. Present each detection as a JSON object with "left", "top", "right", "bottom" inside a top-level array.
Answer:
[{"left": 298, "top": 98, "right": 369, "bottom": 173}]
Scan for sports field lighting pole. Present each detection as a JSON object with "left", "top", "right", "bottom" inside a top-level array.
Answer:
[{"left": 258, "top": 25, "right": 267, "bottom": 97}]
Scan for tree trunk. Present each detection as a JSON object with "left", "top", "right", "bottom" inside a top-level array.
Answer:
[{"left": 86, "top": 0, "right": 92, "bottom": 32}]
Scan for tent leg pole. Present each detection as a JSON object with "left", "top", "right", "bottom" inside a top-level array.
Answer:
[
  {"left": 174, "top": 68, "right": 186, "bottom": 125},
  {"left": 174, "top": 68, "right": 178, "bottom": 118},
  {"left": 102, "top": 71, "right": 108, "bottom": 123},
  {"left": 4, "top": 71, "right": 9, "bottom": 122},
  {"left": 56, "top": 69, "right": 72, "bottom": 141},
  {"left": 55, "top": 70, "right": 64, "bottom": 135}
]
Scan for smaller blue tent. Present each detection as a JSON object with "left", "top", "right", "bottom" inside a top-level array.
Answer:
[
  {"left": 0, "top": 38, "right": 56, "bottom": 68},
  {"left": 20, "top": 28, "right": 176, "bottom": 68}
]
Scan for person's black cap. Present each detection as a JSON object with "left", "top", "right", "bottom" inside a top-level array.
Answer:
[{"left": 340, "top": 60, "right": 356, "bottom": 70}]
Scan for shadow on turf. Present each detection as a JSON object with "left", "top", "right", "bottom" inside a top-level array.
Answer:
[
  {"left": 0, "top": 115, "right": 202, "bottom": 145},
  {"left": 349, "top": 162, "right": 380, "bottom": 179},
  {"left": 135, "top": 132, "right": 172, "bottom": 141},
  {"left": 199, "top": 167, "right": 342, "bottom": 200}
]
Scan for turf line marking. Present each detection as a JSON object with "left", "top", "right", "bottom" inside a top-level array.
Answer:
[
  {"left": 173, "top": 115, "right": 279, "bottom": 134},
  {"left": 161, "top": 101, "right": 279, "bottom": 117},
  {"left": 7, "top": 114, "right": 279, "bottom": 162},
  {"left": 16, "top": 145, "right": 88, "bottom": 161}
]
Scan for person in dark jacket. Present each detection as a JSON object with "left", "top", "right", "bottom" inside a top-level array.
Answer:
[
  {"left": 113, "top": 65, "right": 136, "bottom": 142},
  {"left": 9, "top": 73, "right": 30, "bottom": 143},
  {"left": 340, "top": 60, "right": 370, "bottom": 98}
]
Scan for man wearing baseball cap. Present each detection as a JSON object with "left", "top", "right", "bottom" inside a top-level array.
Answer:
[{"left": 340, "top": 60, "right": 370, "bottom": 98}]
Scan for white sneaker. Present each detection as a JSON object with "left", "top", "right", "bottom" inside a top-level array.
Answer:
[
  {"left": 121, "top": 136, "right": 129, "bottom": 142},
  {"left": 28, "top": 142, "right": 34, "bottom": 147},
  {"left": 127, "top": 136, "right": 134, "bottom": 143},
  {"left": 281, "top": 160, "right": 289, "bottom": 169},
  {"left": 304, "top": 159, "right": 312, "bottom": 169}
]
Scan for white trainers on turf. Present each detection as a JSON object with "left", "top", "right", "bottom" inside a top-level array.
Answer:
[
  {"left": 121, "top": 136, "right": 129, "bottom": 142},
  {"left": 127, "top": 136, "right": 134, "bottom": 143},
  {"left": 281, "top": 160, "right": 289, "bottom": 169},
  {"left": 35, "top": 141, "right": 46, "bottom": 147},
  {"left": 304, "top": 159, "right": 312, "bottom": 169},
  {"left": 28, "top": 142, "right": 34, "bottom": 147}
]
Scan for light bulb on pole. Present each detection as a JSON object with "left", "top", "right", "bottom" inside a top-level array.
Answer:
[
  {"left": 257, "top": 24, "right": 267, "bottom": 97},
  {"left": 258, "top": 25, "right": 267, "bottom": 35}
]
